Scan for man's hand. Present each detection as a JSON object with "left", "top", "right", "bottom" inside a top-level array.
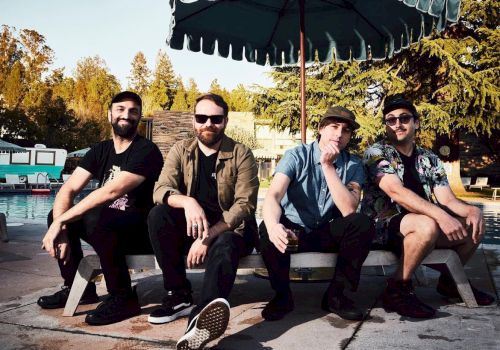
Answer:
[
  {"left": 55, "top": 230, "right": 71, "bottom": 265},
  {"left": 437, "top": 212, "right": 468, "bottom": 241},
  {"left": 183, "top": 197, "right": 209, "bottom": 239},
  {"left": 319, "top": 141, "right": 341, "bottom": 166},
  {"left": 42, "top": 220, "right": 71, "bottom": 263},
  {"left": 268, "top": 223, "right": 289, "bottom": 253},
  {"left": 186, "top": 239, "right": 209, "bottom": 269},
  {"left": 466, "top": 206, "right": 485, "bottom": 244}
]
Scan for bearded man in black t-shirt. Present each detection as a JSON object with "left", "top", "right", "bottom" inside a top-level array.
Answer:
[
  {"left": 39, "top": 91, "right": 163, "bottom": 325},
  {"left": 148, "top": 93, "right": 259, "bottom": 350}
]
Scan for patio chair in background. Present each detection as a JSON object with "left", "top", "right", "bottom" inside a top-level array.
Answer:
[
  {"left": 461, "top": 177, "right": 471, "bottom": 189},
  {"left": 469, "top": 177, "right": 490, "bottom": 190},
  {"left": 0, "top": 182, "right": 14, "bottom": 189},
  {"left": 5, "top": 174, "right": 26, "bottom": 189}
]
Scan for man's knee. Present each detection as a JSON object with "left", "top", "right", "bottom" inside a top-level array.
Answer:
[
  {"left": 404, "top": 215, "right": 439, "bottom": 245},
  {"left": 148, "top": 204, "right": 172, "bottom": 236},
  {"left": 344, "top": 213, "right": 375, "bottom": 239},
  {"left": 211, "top": 232, "right": 238, "bottom": 252}
]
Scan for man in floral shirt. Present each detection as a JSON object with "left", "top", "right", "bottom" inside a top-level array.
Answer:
[{"left": 361, "top": 95, "right": 494, "bottom": 318}]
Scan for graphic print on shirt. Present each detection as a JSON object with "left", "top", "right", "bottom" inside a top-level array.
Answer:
[{"left": 102, "top": 165, "right": 129, "bottom": 211}]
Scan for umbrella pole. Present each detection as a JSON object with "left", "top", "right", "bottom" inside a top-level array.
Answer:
[{"left": 299, "top": 0, "right": 307, "bottom": 144}]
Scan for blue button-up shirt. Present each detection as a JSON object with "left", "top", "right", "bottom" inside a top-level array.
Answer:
[{"left": 275, "top": 140, "right": 365, "bottom": 230}]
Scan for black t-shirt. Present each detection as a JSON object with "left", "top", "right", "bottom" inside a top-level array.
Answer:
[
  {"left": 195, "top": 151, "right": 222, "bottom": 218},
  {"left": 79, "top": 135, "right": 163, "bottom": 216},
  {"left": 398, "top": 148, "right": 427, "bottom": 214}
]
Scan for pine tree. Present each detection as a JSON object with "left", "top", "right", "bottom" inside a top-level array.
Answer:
[
  {"left": 128, "top": 51, "right": 151, "bottom": 96},
  {"left": 3, "top": 61, "right": 25, "bottom": 108},
  {"left": 72, "top": 56, "right": 121, "bottom": 137},
  {"left": 0, "top": 25, "right": 22, "bottom": 95},
  {"left": 185, "top": 78, "right": 200, "bottom": 110},
  {"left": 170, "top": 77, "right": 189, "bottom": 112},
  {"left": 229, "top": 84, "right": 254, "bottom": 112}
]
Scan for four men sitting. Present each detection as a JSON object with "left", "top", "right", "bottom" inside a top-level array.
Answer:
[{"left": 40, "top": 92, "right": 494, "bottom": 349}]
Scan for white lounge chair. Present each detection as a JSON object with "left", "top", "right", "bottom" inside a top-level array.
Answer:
[
  {"left": 461, "top": 177, "right": 471, "bottom": 189},
  {"left": 4, "top": 174, "right": 26, "bottom": 189},
  {"left": 469, "top": 177, "right": 490, "bottom": 190}
]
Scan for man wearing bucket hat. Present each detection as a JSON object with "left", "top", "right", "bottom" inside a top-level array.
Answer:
[
  {"left": 362, "top": 95, "right": 494, "bottom": 319},
  {"left": 260, "top": 105, "right": 375, "bottom": 322}
]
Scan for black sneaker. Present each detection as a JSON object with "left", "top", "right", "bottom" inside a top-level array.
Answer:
[
  {"left": 261, "top": 291, "right": 294, "bottom": 321},
  {"left": 436, "top": 276, "right": 495, "bottom": 306},
  {"left": 321, "top": 292, "right": 364, "bottom": 321},
  {"left": 85, "top": 288, "right": 141, "bottom": 325},
  {"left": 176, "top": 298, "right": 230, "bottom": 350},
  {"left": 148, "top": 290, "right": 194, "bottom": 324},
  {"left": 37, "top": 283, "right": 99, "bottom": 309},
  {"left": 382, "top": 278, "right": 435, "bottom": 318}
]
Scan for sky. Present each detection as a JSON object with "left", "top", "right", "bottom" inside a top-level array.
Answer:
[{"left": 0, "top": 0, "right": 273, "bottom": 91}]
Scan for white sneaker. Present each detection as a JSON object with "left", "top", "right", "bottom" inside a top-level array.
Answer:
[{"left": 176, "top": 298, "right": 230, "bottom": 350}]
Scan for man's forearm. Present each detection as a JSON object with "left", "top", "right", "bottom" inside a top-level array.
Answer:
[
  {"left": 167, "top": 194, "right": 192, "bottom": 209},
  {"left": 54, "top": 186, "right": 121, "bottom": 225},
  {"left": 322, "top": 164, "right": 358, "bottom": 215},
  {"left": 263, "top": 196, "right": 283, "bottom": 232},
  {"left": 201, "top": 220, "right": 232, "bottom": 245},
  {"left": 51, "top": 186, "right": 77, "bottom": 221},
  {"left": 389, "top": 186, "right": 448, "bottom": 221},
  {"left": 441, "top": 198, "right": 475, "bottom": 218}
]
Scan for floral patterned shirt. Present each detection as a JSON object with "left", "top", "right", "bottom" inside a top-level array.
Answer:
[{"left": 360, "top": 140, "right": 449, "bottom": 244}]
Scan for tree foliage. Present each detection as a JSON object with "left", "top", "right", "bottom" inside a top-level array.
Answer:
[
  {"left": 225, "top": 126, "right": 260, "bottom": 150},
  {"left": 255, "top": 0, "right": 499, "bottom": 151},
  {"left": 170, "top": 76, "right": 189, "bottom": 112},
  {"left": 143, "top": 50, "right": 178, "bottom": 116},
  {"left": 128, "top": 51, "right": 151, "bottom": 96},
  {"left": 72, "top": 56, "right": 121, "bottom": 136}
]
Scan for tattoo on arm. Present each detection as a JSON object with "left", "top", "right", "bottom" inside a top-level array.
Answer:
[{"left": 347, "top": 182, "right": 361, "bottom": 201}]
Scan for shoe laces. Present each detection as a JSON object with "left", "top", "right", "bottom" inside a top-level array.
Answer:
[
  {"left": 96, "top": 294, "right": 127, "bottom": 315},
  {"left": 56, "top": 285, "right": 71, "bottom": 298}
]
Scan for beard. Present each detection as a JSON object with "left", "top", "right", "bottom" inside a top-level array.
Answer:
[
  {"left": 111, "top": 118, "right": 138, "bottom": 139},
  {"left": 196, "top": 126, "right": 225, "bottom": 147}
]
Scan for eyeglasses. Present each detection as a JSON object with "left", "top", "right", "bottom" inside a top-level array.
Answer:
[
  {"left": 194, "top": 114, "right": 225, "bottom": 124},
  {"left": 384, "top": 114, "right": 414, "bottom": 126}
]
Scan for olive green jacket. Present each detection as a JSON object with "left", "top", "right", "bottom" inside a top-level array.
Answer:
[{"left": 153, "top": 135, "right": 259, "bottom": 236}]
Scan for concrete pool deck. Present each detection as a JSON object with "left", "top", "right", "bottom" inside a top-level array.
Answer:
[{"left": 0, "top": 221, "right": 499, "bottom": 350}]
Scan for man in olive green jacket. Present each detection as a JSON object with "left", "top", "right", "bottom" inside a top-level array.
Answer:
[{"left": 148, "top": 93, "right": 259, "bottom": 350}]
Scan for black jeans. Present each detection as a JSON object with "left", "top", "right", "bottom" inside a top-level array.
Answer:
[
  {"left": 259, "top": 213, "right": 375, "bottom": 295},
  {"left": 48, "top": 206, "right": 153, "bottom": 295},
  {"left": 148, "top": 204, "right": 254, "bottom": 313}
]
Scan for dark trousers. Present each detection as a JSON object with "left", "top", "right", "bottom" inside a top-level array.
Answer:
[
  {"left": 259, "top": 213, "right": 375, "bottom": 295},
  {"left": 48, "top": 206, "right": 153, "bottom": 295},
  {"left": 148, "top": 204, "right": 254, "bottom": 313}
]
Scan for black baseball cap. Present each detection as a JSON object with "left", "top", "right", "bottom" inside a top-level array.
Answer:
[
  {"left": 110, "top": 91, "right": 142, "bottom": 109},
  {"left": 383, "top": 95, "right": 418, "bottom": 117},
  {"left": 320, "top": 106, "right": 360, "bottom": 130}
]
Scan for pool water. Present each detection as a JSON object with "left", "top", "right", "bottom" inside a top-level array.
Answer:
[{"left": 1, "top": 194, "right": 499, "bottom": 245}]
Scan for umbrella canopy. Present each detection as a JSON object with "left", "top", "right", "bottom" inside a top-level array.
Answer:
[
  {"left": 67, "top": 147, "right": 90, "bottom": 159},
  {"left": 0, "top": 139, "right": 27, "bottom": 153},
  {"left": 167, "top": 0, "right": 461, "bottom": 141}
]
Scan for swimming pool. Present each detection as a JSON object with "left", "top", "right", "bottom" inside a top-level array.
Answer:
[{"left": 1, "top": 194, "right": 499, "bottom": 245}]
